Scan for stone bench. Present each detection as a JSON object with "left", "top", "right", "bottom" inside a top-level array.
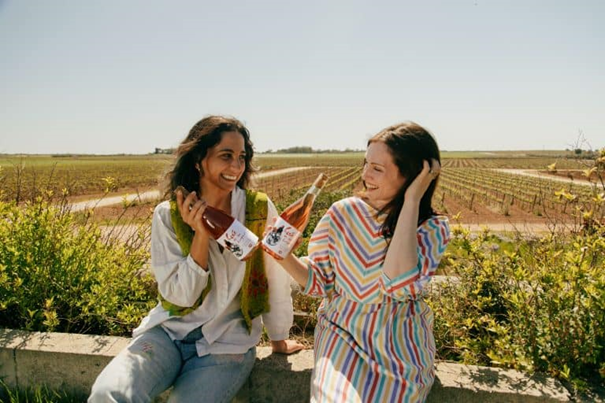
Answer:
[{"left": 0, "top": 328, "right": 570, "bottom": 402}]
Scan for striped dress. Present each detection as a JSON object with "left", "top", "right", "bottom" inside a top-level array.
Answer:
[{"left": 302, "top": 197, "right": 450, "bottom": 403}]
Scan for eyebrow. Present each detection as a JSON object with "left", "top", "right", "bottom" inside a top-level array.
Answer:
[
  {"left": 364, "top": 158, "right": 384, "bottom": 167},
  {"left": 217, "top": 148, "right": 246, "bottom": 155}
]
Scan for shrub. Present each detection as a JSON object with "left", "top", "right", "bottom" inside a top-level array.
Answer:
[
  {"left": 429, "top": 223, "right": 605, "bottom": 387},
  {"left": 0, "top": 197, "right": 157, "bottom": 336}
]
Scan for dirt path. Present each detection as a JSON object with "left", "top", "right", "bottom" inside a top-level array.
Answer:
[
  {"left": 456, "top": 222, "right": 563, "bottom": 234},
  {"left": 495, "top": 169, "right": 594, "bottom": 187},
  {"left": 69, "top": 167, "right": 311, "bottom": 212}
]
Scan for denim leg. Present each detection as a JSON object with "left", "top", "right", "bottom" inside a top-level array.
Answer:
[
  {"left": 167, "top": 346, "right": 256, "bottom": 403},
  {"left": 89, "top": 326, "right": 181, "bottom": 403}
]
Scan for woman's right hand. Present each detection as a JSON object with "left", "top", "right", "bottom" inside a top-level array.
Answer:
[
  {"left": 262, "top": 217, "right": 303, "bottom": 258},
  {"left": 176, "top": 189, "right": 208, "bottom": 234}
]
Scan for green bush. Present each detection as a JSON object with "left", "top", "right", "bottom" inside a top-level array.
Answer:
[
  {"left": 0, "top": 197, "right": 157, "bottom": 336},
  {"left": 429, "top": 223, "right": 605, "bottom": 387}
]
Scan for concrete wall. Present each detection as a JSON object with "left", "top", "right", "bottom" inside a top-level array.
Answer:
[{"left": 0, "top": 328, "right": 571, "bottom": 402}]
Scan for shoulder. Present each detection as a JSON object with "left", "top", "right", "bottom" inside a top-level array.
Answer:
[
  {"left": 153, "top": 200, "right": 174, "bottom": 226},
  {"left": 153, "top": 200, "right": 172, "bottom": 217},
  {"left": 244, "top": 188, "right": 270, "bottom": 203},
  {"left": 242, "top": 187, "right": 273, "bottom": 217},
  {"left": 328, "top": 196, "right": 360, "bottom": 213},
  {"left": 327, "top": 196, "right": 376, "bottom": 218}
]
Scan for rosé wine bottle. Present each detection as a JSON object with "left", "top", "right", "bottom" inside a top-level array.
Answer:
[
  {"left": 175, "top": 186, "right": 259, "bottom": 261},
  {"left": 261, "top": 173, "right": 328, "bottom": 259}
]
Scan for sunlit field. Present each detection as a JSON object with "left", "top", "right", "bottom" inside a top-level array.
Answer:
[{"left": 1, "top": 150, "right": 600, "bottom": 225}]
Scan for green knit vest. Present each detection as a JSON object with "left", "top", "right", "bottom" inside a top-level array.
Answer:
[{"left": 158, "top": 190, "right": 270, "bottom": 332}]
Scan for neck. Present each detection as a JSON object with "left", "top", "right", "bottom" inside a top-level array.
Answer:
[
  {"left": 361, "top": 195, "right": 384, "bottom": 212},
  {"left": 200, "top": 188, "right": 232, "bottom": 212}
]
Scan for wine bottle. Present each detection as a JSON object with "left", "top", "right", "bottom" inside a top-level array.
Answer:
[
  {"left": 175, "top": 186, "right": 259, "bottom": 261},
  {"left": 262, "top": 173, "right": 329, "bottom": 259}
]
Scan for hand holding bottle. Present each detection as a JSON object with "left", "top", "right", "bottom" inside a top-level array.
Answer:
[
  {"left": 262, "top": 173, "right": 328, "bottom": 259},
  {"left": 175, "top": 186, "right": 259, "bottom": 261},
  {"left": 263, "top": 218, "right": 304, "bottom": 257},
  {"left": 175, "top": 187, "right": 210, "bottom": 235}
]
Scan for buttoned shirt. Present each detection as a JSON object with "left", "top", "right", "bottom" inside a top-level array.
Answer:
[{"left": 133, "top": 187, "right": 294, "bottom": 356}]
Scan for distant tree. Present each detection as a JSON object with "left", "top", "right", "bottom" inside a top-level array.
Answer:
[
  {"left": 275, "top": 146, "right": 314, "bottom": 153},
  {"left": 153, "top": 148, "right": 175, "bottom": 154}
]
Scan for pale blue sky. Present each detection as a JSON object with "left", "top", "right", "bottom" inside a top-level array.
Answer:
[{"left": 0, "top": 0, "right": 603, "bottom": 154}]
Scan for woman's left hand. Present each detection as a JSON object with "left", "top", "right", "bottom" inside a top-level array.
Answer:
[
  {"left": 405, "top": 159, "right": 440, "bottom": 203},
  {"left": 271, "top": 339, "right": 304, "bottom": 355}
]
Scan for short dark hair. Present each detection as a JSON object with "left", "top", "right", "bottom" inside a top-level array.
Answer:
[{"left": 366, "top": 121, "right": 441, "bottom": 237}]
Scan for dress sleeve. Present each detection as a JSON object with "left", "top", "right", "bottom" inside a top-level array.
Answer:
[
  {"left": 301, "top": 205, "right": 335, "bottom": 298},
  {"left": 261, "top": 199, "right": 294, "bottom": 340},
  {"left": 151, "top": 202, "right": 210, "bottom": 307},
  {"left": 379, "top": 216, "right": 450, "bottom": 301}
]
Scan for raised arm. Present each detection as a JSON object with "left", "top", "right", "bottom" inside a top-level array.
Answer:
[{"left": 382, "top": 160, "right": 440, "bottom": 279}]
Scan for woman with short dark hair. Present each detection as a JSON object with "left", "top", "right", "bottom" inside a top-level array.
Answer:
[{"left": 272, "top": 121, "right": 450, "bottom": 402}]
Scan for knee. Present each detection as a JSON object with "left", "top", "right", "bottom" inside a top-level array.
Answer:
[{"left": 88, "top": 380, "right": 129, "bottom": 403}]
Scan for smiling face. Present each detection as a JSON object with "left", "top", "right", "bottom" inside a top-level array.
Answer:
[
  {"left": 361, "top": 141, "right": 406, "bottom": 210},
  {"left": 199, "top": 131, "right": 247, "bottom": 196}
]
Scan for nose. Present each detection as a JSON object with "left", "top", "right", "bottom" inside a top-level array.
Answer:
[
  {"left": 361, "top": 164, "right": 370, "bottom": 182},
  {"left": 232, "top": 158, "right": 244, "bottom": 171}
]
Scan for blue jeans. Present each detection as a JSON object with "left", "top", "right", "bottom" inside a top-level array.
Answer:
[{"left": 89, "top": 326, "right": 256, "bottom": 403}]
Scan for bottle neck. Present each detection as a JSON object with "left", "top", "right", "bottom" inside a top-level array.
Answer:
[{"left": 307, "top": 185, "right": 321, "bottom": 196}]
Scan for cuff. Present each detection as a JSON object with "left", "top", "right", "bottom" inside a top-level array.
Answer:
[
  {"left": 267, "top": 329, "right": 291, "bottom": 341},
  {"left": 187, "top": 255, "right": 210, "bottom": 276},
  {"left": 302, "top": 258, "right": 315, "bottom": 294}
]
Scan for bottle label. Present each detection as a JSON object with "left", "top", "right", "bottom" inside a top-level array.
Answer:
[
  {"left": 217, "top": 220, "right": 259, "bottom": 261},
  {"left": 308, "top": 185, "right": 320, "bottom": 196},
  {"left": 262, "top": 216, "right": 302, "bottom": 259}
]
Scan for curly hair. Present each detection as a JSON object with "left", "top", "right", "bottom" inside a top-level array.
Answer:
[{"left": 163, "top": 115, "right": 256, "bottom": 199}]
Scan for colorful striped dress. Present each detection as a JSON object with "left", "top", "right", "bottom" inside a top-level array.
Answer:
[{"left": 302, "top": 197, "right": 450, "bottom": 403}]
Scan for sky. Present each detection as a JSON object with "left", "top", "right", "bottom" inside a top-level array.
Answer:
[{"left": 0, "top": 0, "right": 603, "bottom": 154}]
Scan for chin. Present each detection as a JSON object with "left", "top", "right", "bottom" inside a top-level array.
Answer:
[{"left": 222, "top": 183, "right": 238, "bottom": 191}]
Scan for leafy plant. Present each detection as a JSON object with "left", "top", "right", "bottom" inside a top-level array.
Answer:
[{"left": 0, "top": 196, "right": 157, "bottom": 336}]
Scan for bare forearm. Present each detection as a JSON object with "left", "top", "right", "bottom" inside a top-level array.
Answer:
[
  {"left": 273, "top": 253, "right": 309, "bottom": 287},
  {"left": 382, "top": 200, "right": 420, "bottom": 279}
]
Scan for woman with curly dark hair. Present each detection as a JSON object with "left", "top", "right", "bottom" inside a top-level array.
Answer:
[{"left": 90, "top": 115, "right": 302, "bottom": 403}]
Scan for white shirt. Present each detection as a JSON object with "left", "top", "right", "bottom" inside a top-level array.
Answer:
[{"left": 133, "top": 187, "right": 294, "bottom": 356}]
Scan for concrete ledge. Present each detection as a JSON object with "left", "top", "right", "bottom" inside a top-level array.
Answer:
[{"left": 0, "top": 328, "right": 571, "bottom": 402}]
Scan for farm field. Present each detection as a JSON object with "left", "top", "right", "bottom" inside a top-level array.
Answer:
[{"left": 1, "top": 150, "right": 601, "bottom": 227}]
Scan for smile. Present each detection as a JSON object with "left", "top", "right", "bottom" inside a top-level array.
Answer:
[{"left": 222, "top": 174, "right": 238, "bottom": 181}]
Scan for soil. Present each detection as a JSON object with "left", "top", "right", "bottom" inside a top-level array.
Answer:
[
  {"left": 439, "top": 196, "right": 571, "bottom": 225},
  {"left": 543, "top": 169, "right": 601, "bottom": 183}
]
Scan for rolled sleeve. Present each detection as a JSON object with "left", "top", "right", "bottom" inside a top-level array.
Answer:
[
  {"left": 379, "top": 216, "right": 450, "bottom": 301},
  {"left": 151, "top": 202, "right": 211, "bottom": 308},
  {"left": 302, "top": 208, "right": 335, "bottom": 298}
]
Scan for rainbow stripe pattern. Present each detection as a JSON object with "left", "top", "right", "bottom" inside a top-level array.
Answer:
[{"left": 302, "top": 197, "right": 450, "bottom": 402}]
